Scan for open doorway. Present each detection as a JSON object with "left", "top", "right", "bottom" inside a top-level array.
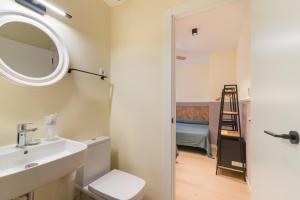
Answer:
[{"left": 173, "top": 1, "right": 251, "bottom": 199}]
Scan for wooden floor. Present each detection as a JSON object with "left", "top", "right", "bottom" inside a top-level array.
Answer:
[{"left": 176, "top": 149, "right": 250, "bottom": 200}]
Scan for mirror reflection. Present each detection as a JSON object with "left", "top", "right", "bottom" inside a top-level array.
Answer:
[{"left": 0, "top": 22, "right": 59, "bottom": 78}]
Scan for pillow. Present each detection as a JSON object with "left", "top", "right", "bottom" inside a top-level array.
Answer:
[{"left": 176, "top": 119, "right": 209, "bottom": 125}]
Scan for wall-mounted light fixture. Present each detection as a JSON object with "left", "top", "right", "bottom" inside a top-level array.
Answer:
[{"left": 15, "top": 0, "right": 72, "bottom": 19}]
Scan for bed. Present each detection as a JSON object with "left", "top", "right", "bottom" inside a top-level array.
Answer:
[{"left": 176, "top": 105, "right": 212, "bottom": 157}]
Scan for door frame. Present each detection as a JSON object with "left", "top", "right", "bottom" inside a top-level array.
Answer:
[{"left": 163, "top": 0, "right": 242, "bottom": 199}]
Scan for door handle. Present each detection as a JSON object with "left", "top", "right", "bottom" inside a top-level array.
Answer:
[{"left": 264, "top": 130, "right": 299, "bottom": 144}]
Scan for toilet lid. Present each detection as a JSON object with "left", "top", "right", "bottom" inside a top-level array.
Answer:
[{"left": 88, "top": 169, "right": 146, "bottom": 200}]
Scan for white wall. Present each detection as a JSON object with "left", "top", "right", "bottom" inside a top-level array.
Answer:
[
  {"left": 176, "top": 49, "right": 237, "bottom": 101},
  {"left": 209, "top": 49, "right": 237, "bottom": 99},
  {"left": 235, "top": 1, "right": 251, "bottom": 185},
  {"left": 176, "top": 63, "right": 210, "bottom": 101},
  {"left": 236, "top": 4, "right": 250, "bottom": 99},
  {"left": 0, "top": 0, "right": 111, "bottom": 199}
]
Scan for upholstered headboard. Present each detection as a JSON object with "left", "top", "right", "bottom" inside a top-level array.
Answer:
[{"left": 176, "top": 105, "right": 209, "bottom": 122}]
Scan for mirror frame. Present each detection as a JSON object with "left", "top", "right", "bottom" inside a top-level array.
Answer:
[{"left": 0, "top": 10, "right": 69, "bottom": 87}]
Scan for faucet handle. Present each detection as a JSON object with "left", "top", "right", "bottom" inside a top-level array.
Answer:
[{"left": 17, "top": 123, "right": 33, "bottom": 132}]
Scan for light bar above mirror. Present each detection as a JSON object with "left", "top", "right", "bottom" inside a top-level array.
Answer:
[{"left": 15, "top": 0, "right": 72, "bottom": 19}]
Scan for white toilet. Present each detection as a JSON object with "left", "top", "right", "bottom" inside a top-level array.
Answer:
[{"left": 75, "top": 136, "right": 146, "bottom": 200}]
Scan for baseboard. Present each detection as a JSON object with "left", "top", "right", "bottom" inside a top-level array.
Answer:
[
  {"left": 246, "top": 176, "right": 252, "bottom": 191},
  {"left": 211, "top": 144, "right": 217, "bottom": 156}
]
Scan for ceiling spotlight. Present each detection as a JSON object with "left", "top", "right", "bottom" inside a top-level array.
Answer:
[{"left": 192, "top": 28, "right": 198, "bottom": 36}]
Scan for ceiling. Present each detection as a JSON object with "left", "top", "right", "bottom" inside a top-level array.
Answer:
[
  {"left": 175, "top": 0, "right": 249, "bottom": 55},
  {"left": 103, "top": 0, "right": 128, "bottom": 7}
]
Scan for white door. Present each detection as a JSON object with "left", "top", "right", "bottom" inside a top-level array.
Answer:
[{"left": 251, "top": 0, "right": 300, "bottom": 199}]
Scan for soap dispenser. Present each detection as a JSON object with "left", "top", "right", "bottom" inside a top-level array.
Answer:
[{"left": 44, "top": 113, "right": 58, "bottom": 141}]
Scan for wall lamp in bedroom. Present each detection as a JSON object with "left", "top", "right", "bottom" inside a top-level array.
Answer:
[{"left": 15, "top": 0, "right": 72, "bottom": 19}]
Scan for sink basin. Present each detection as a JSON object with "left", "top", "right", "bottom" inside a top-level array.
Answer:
[{"left": 0, "top": 138, "right": 87, "bottom": 200}]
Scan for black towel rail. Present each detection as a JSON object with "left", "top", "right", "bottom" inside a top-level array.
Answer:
[{"left": 68, "top": 68, "right": 108, "bottom": 80}]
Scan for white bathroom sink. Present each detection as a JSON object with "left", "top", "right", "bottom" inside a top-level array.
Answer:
[{"left": 0, "top": 138, "right": 87, "bottom": 200}]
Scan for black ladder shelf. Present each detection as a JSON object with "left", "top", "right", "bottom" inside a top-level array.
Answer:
[{"left": 216, "top": 85, "right": 246, "bottom": 180}]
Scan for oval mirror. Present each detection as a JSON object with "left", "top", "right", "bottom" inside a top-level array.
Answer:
[
  {"left": 0, "top": 22, "right": 59, "bottom": 78},
  {"left": 0, "top": 11, "right": 69, "bottom": 87}
]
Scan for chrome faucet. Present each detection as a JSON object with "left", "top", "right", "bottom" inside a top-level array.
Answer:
[{"left": 17, "top": 123, "right": 38, "bottom": 148}]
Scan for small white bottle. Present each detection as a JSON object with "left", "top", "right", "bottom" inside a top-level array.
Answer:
[{"left": 44, "top": 113, "right": 58, "bottom": 141}]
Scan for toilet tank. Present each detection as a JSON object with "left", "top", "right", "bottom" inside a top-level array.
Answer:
[{"left": 76, "top": 136, "right": 111, "bottom": 187}]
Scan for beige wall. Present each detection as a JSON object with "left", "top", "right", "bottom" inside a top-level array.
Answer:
[
  {"left": 176, "top": 49, "right": 237, "bottom": 101},
  {"left": 0, "top": 0, "right": 249, "bottom": 200},
  {"left": 240, "top": 100, "right": 251, "bottom": 184},
  {"left": 235, "top": 2, "right": 251, "bottom": 183},
  {"left": 236, "top": 4, "right": 250, "bottom": 99},
  {"left": 0, "top": 0, "right": 111, "bottom": 199},
  {"left": 176, "top": 63, "right": 210, "bottom": 101},
  {"left": 110, "top": 0, "right": 188, "bottom": 199},
  {"left": 209, "top": 49, "right": 237, "bottom": 99}
]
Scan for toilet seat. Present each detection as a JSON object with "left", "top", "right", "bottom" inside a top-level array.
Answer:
[{"left": 88, "top": 169, "right": 146, "bottom": 200}]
